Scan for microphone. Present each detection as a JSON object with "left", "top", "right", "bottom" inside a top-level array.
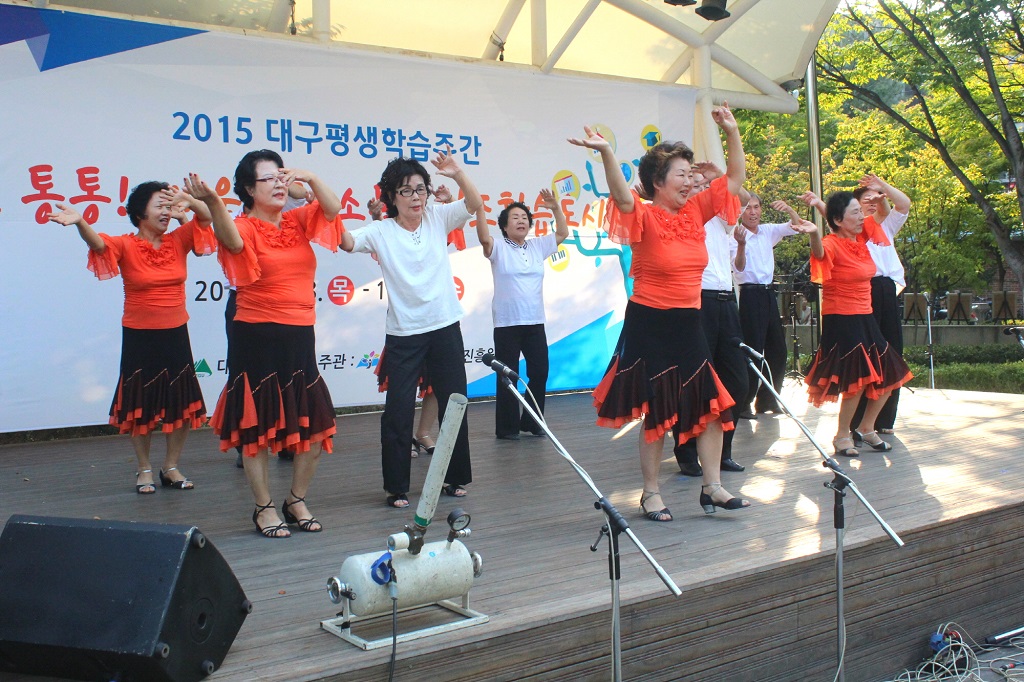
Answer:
[
  {"left": 480, "top": 352, "right": 520, "bottom": 382},
  {"left": 732, "top": 338, "right": 765, "bottom": 362},
  {"left": 1003, "top": 327, "right": 1021, "bottom": 336}
]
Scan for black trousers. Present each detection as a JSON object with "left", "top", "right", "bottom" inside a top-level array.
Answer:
[
  {"left": 739, "top": 285, "right": 787, "bottom": 412},
  {"left": 381, "top": 323, "right": 471, "bottom": 494},
  {"left": 852, "top": 276, "right": 903, "bottom": 430},
  {"left": 494, "top": 324, "right": 549, "bottom": 436},
  {"left": 675, "top": 291, "right": 749, "bottom": 466}
]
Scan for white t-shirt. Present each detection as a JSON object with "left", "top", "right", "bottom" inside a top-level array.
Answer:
[
  {"left": 702, "top": 216, "right": 739, "bottom": 291},
  {"left": 733, "top": 221, "right": 798, "bottom": 285},
  {"left": 488, "top": 234, "right": 559, "bottom": 327},
  {"left": 866, "top": 209, "right": 909, "bottom": 293},
  {"left": 349, "top": 200, "right": 470, "bottom": 336}
]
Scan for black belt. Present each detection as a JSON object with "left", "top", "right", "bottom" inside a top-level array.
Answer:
[
  {"left": 739, "top": 283, "right": 776, "bottom": 291},
  {"left": 702, "top": 289, "right": 735, "bottom": 301}
]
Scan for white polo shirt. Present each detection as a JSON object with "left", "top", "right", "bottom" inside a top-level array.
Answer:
[{"left": 488, "top": 234, "right": 559, "bottom": 327}]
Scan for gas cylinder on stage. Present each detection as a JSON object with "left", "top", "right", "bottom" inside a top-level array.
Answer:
[{"left": 335, "top": 540, "right": 477, "bottom": 617}]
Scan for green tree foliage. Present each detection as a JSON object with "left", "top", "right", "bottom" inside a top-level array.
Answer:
[{"left": 814, "top": 0, "right": 1024, "bottom": 294}]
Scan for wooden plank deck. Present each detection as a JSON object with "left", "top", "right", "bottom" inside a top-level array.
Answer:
[{"left": 1, "top": 383, "right": 1023, "bottom": 682}]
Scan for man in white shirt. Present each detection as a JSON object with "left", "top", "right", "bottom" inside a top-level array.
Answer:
[{"left": 733, "top": 195, "right": 801, "bottom": 417}]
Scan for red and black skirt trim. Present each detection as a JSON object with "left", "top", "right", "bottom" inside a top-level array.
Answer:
[
  {"left": 109, "top": 325, "right": 206, "bottom": 436},
  {"left": 211, "top": 322, "right": 336, "bottom": 457},
  {"left": 804, "top": 313, "right": 913, "bottom": 407},
  {"left": 375, "top": 346, "right": 432, "bottom": 397},
  {"left": 593, "top": 302, "right": 735, "bottom": 445}
]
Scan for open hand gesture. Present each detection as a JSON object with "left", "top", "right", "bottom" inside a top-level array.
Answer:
[
  {"left": 431, "top": 145, "right": 462, "bottom": 179},
  {"left": 48, "top": 203, "right": 83, "bottom": 227},
  {"left": 694, "top": 161, "right": 724, "bottom": 181},
  {"left": 182, "top": 173, "right": 218, "bottom": 205},
  {"left": 539, "top": 188, "right": 559, "bottom": 211},
  {"left": 567, "top": 125, "right": 611, "bottom": 153},
  {"left": 798, "top": 191, "right": 825, "bottom": 213},
  {"left": 790, "top": 217, "right": 818, "bottom": 234},
  {"left": 733, "top": 224, "right": 748, "bottom": 244}
]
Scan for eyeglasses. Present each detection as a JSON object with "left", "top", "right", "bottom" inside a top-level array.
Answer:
[
  {"left": 255, "top": 175, "right": 285, "bottom": 185},
  {"left": 397, "top": 187, "right": 430, "bottom": 197}
]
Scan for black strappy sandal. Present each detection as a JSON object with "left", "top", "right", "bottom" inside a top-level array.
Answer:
[
  {"left": 252, "top": 501, "right": 290, "bottom": 538},
  {"left": 386, "top": 492, "right": 410, "bottom": 508},
  {"left": 281, "top": 491, "right": 322, "bottom": 532},
  {"left": 441, "top": 483, "right": 467, "bottom": 498},
  {"left": 639, "top": 490, "right": 673, "bottom": 522},
  {"left": 852, "top": 429, "right": 893, "bottom": 452},
  {"left": 159, "top": 467, "right": 194, "bottom": 490}
]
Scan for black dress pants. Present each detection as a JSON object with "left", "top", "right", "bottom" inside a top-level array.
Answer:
[
  {"left": 381, "top": 323, "right": 471, "bottom": 494},
  {"left": 739, "top": 285, "right": 787, "bottom": 413},
  {"left": 675, "top": 291, "right": 749, "bottom": 466},
  {"left": 494, "top": 324, "right": 549, "bottom": 436},
  {"left": 851, "top": 276, "right": 903, "bottom": 430}
]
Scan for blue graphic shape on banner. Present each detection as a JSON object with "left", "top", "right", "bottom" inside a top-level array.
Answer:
[
  {"left": 0, "top": 5, "right": 204, "bottom": 72},
  {"left": 466, "top": 312, "right": 622, "bottom": 399}
]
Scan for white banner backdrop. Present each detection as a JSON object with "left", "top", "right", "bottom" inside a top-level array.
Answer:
[{"left": 0, "top": 6, "right": 696, "bottom": 432}]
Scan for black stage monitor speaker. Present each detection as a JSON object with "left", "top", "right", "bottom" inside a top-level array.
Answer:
[{"left": 0, "top": 515, "right": 251, "bottom": 682}]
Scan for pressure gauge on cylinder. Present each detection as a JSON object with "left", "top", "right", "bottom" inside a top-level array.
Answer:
[{"left": 447, "top": 507, "right": 471, "bottom": 532}]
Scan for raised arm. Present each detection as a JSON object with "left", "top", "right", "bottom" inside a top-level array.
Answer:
[
  {"left": 48, "top": 203, "right": 105, "bottom": 252},
  {"left": 183, "top": 173, "right": 243, "bottom": 254},
  {"left": 542, "top": 188, "right": 569, "bottom": 246},
  {"left": 711, "top": 103, "right": 745, "bottom": 196},
  {"left": 431, "top": 145, "right": 482, "bottom": 213},
  {"left": 568, "top": 125, "right": 633, "bottom": 212},
  {"left": 798, "top": 191, "right": 826, "bottom": 216},
  {"left": 282, "top": 169, "right": 340, "bottom": 220},
  {"left": 733, "top": 222, "right": 747, "bottom": 273},
  {"left": 475, "top": 203, "right": 494, "bottom": 258},
  {"left": 770, "top": 199, "right": 802, "bottom": 226},
  {"left": 860, "top": 174, "right": 910, "bottom": 215},
  {"left": 165, "top": 186, "right": 212, "bottom": 227},
  {"left": 805, "top": 218, "right": 824, "bottom": 260}
]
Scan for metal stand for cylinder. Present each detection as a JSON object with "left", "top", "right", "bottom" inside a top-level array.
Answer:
[{"left": 322, "top": 394, "right": 488, "bottom": 650}]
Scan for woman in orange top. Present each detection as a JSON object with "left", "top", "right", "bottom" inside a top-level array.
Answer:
[
  {"left": 188, "top": 150, "right": 344, "bottom": 539},
  {"left": 48, "top": 183, "right": 215, "bottom": 494},
  {"left": 805, "top": 192, "right": 913, "bottom": 457},
  {"left": 568, "top": 104, "right": 750, "bottom": 520}
]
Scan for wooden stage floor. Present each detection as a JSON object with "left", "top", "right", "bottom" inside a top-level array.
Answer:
[{"left": 1, "top": 383, "right": 1023, "bottom": 681}]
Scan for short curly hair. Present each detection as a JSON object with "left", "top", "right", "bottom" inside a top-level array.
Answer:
[
  {"left": 637, "top": 141, "right": 694, "bottom": 199},
  {"left": 497, "top": 202, "right": 532, "bottom": 237},
  {"left": 378, "top": 158, "right": 432, "bottom": 220}
]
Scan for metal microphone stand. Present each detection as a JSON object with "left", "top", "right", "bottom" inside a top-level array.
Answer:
[
  {"left": 494, "top": 373, "right": 682, "bottom": 682},
  {"left": 737, "top": 350, "right": 904, "bottom": 682}
]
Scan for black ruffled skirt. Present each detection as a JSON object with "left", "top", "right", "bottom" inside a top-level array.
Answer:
[
  {"left": 593, "top": 301, "right": 734, "bottom": 445},
  {"left": 804, "top": 313, "right": 912, "bottom": 407},
  {"left": 110, "top": 325, "right": 206, "bottom": 436},
  {"left": 211, "top": 322, "right": 336, "bottom": 456}
]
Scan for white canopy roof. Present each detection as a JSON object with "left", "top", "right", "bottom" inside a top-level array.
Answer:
[{"left": 34, "top": 0, "right": 838, "bottom": 114}]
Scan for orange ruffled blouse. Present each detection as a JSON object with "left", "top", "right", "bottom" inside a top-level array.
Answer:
[
  {"left": 217, "top": 201, "right": 345, "bottom": 327},
  {"left": 604, "top": 176, "right": 740, "bottom": 310},
  {"left": 810, "top": 234, "right": 880, "bottom": 315},
  {"left": 87, "top": 219, "right": 217, "bottom": 330}
]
